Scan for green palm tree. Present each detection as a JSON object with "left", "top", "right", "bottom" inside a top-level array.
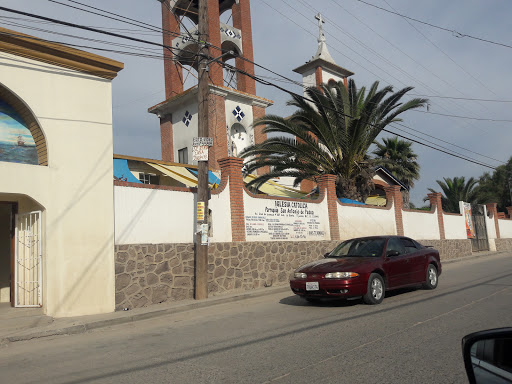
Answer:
[
  {"left": 373, "top": 136, "right": 420, "bottom": 208},
  {"left": 240, "top": 79, "right": 427, "bottom": 201},
  {"left": 425, "top": 176, "right": 478, "bottom": 213}
]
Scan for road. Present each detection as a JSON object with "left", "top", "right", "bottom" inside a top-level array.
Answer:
[{"left": 1, "top": 253, "right": 511, "bottom": 384}]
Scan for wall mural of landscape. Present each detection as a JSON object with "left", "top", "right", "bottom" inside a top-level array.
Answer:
[{"left": 0, "top": 100, "right": 38, "bottom": 165}]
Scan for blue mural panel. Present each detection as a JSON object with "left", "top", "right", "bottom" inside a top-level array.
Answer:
[{"left": 0, "top": 100, "right": 38, "bottom": 165}]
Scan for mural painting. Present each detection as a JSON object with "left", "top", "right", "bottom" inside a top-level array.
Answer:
[{"left": 0, "top": 100, "right": 38, "bottom": 165}]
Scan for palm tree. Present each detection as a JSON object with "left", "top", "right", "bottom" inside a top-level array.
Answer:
[
  {"left": 373, "top": 136, "right": 420, "bottom": 208},
  {"left": 240, "top": 80, "right": 427, "bottom": 201},
  {"left": 425, "top": 176, "right": 478, "bottom": 213}
]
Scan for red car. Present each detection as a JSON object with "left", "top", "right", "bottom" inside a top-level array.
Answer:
[{"left": 290, "top": 236, "right": 441, "bottom": 304}]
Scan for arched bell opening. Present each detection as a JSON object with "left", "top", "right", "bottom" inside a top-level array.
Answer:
[{"left": 230, "top": 123, "right": 249, "bottom": 157}]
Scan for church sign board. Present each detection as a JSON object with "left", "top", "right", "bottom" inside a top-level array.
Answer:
[
  {"left": 244, "top": 197, "right": 330, "bottom": 242},
  {"left": 192, "top": 137, "right": 213, "bottom": 161}
]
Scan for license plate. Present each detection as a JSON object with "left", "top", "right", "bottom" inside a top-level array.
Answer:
[{"left": 306, "top": 282, "right": 319, "bottom": 291}]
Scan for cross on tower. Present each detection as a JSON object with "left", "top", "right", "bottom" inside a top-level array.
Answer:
[{"left": 315, "top": 13, "right": 325, "bottom": 40}]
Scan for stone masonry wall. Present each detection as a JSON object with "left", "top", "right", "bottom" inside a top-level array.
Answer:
[
  {"left": 115, "top": 238, "right": 478, "bottom": 310},
  {"left": 495, "top": 238, "right": 512, "bottom": 252},
  {"left": 115, "top": 241, "right": 338, "bottom": 310},
  {"left": 420, "top": 239, "right": 473, "bottom": 261},
  {"left": 115, "top": 244, "right": 195, "bottom": 310},
  {"left": 207, "top": 241, "right": 339, "bottom": 295}
]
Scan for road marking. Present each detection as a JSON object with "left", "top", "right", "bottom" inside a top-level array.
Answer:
[{"left": 264, "top": 286, "right": 510, "bottom": 383}]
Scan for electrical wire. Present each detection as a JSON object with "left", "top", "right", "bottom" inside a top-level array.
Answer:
[
  {"left": 355, "top": 0, "right": 512, "bottom": 50},
  {"left": 1, "top": 4, "right": 502, "bottom": 169}
]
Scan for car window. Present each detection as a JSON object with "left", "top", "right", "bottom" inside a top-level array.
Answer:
[
  {"left": 386, "top": 238, "right": 406, "bottom": 255},
  {"left": 413, "top": 240, "right": 424, "bottom": 249},
  {"left": 400, "top": 238, "right": 418, "bottom": 254},
  {"left": 330, "top": 238, "right": 385, "bottom": 257}
]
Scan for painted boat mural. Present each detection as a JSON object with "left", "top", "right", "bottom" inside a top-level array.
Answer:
[{"left": 0, "top": 100, "right": 38, "bottom": 165}]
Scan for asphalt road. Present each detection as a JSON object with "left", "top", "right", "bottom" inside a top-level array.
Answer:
[{"left": 1, "top": 253, "right": 511, "bottom": 384}]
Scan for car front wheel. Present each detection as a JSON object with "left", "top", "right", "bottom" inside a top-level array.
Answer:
[
  {"left": 423, "top": 264, "right": 438, "bottom": 290},
  {"left": 363, "top": 273, "right": 385, "bottom": 305}
]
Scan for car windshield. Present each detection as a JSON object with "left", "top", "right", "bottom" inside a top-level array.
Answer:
[{"left": 329, "top": 238, "right": 385, "bottom": 258}]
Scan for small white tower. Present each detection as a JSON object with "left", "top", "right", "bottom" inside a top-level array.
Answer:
[{"left": 293, "top": 13, "right": 354, "bottom": 93}]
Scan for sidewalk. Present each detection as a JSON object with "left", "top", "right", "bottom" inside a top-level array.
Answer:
[
  {"left": 0, "top": 284, "right": 290, "bottom": 346},
  {"left": 0, "top": 250, "right": 507, "bottom": 346}
]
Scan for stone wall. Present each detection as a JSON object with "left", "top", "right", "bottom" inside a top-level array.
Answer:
[
  {"left": 420, "top": 239, "right": 473, "bottom": 261},
  {"left": 495, "top": 238, "right": 512, "bottom": 252},
  {"left": 114, "top": 238, "right": 481, "bottom": 310},
  {"left": 115, "top": 244, "right": 195, "bottom": 310},
  {"left": 115, "top": 240, "right": 339, "bottom": 310},
  {"left": 207, "top": 241, "right": 339, "bottom": 295}
]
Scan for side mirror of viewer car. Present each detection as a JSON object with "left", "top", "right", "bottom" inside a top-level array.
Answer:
[{"left": 462, "top": 328, "right": 512, "bottom": 384}]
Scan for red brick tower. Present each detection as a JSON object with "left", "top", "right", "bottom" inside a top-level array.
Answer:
[{"left": 150, "top": 0, "right": 272, "bottom": 169}]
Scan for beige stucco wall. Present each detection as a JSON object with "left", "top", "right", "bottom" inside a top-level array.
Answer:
[
  {"left": 498, "top": 219, "right": 512, "bottom": 238},
  {"left": 0, "top": 52, "right": 115, "bottom": 317},
  {"left": 403, "top": 209, "right": 440, "bottom": 240},
  {"left": 338, "top": 203, "right": 396, "bottom": 239},
  {"left": 443, "top": 213, "right": 467, "bottom": 239}
]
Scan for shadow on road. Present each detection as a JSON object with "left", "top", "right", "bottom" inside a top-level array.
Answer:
[
  {"left": 279, "top": 295, "right": 361, "bottom": 307},
  {"left": 280, "top": 287, "right": 420, "bottom": 307}
]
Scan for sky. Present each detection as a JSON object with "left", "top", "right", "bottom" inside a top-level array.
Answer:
[{"left": 1, "top": 0, "right": 511, "bottom": 206}]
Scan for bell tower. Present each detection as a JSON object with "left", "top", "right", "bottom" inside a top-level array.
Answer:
[
  {"left": 150, "top": 0, "right": 272, "bottom": 169},
  {"left": 293, "top": 13, "right": 354, "bottom": 93}
]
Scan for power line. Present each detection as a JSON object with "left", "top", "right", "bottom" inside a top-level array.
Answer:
[
  {"left": 272, "top": 0, "right": 505, "bottom": 155},
  {"left": 212, "top": 57, "right": 498, "bottom": 170},
  {"left": 2, "top": 4, "right": 500, "bottom": 170},
  {"left": 409, "top": 94, "right": 512, "bottom": 103},
  {"left": 413, "top": 110, "right": 512, "bottom": 123},
  {"left": 355, "top": 0, "right": 512, "bottom": 50},
  {"left": 378, "top": 0, "right": 498, "bottom": 99}
]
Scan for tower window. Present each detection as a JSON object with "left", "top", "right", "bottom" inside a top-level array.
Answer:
[{"left": 178, "top": 148, "right": 188, "bottom": 164}]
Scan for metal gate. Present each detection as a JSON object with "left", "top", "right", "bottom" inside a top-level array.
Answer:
[
  {"left": 471, "top": 205, "right": 489, "bottom": 252},
  {"left": 14, "top": 211, "right": 42, "bottom": 307}
]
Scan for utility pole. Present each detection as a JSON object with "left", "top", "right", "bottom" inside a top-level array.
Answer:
[{"left": 195, "top": 0, "right": 210, "bottom": 300}]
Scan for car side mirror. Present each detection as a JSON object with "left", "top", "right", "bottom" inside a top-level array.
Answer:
[
  {"left": 324, "top": 253, "right": 330, "bottom": 258},
  {"left": 386, "top": 250, "right": 400, "bottom": 257},
  {"left": 462, "top": 328, "right": 512, "bottom": 384}
]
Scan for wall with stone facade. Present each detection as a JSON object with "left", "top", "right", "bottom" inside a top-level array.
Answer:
[
  {"left": 495, "top": 238, "right": 512, "bottom": 252},
  {"left": 115, "top": 238, "right": 476, "bottom": 310},
  {"left": 115, "top": 243, "right": 195, "bottom": 310},
  {"left": 420, "top": 239, "right": 473, "bottom": 261},
  {"left": 115, "top": 240, "right": 339, "bottom": 310}
]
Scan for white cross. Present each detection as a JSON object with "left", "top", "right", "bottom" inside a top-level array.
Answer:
[{"left": 315, "top": 13, "right": 325, "bottom": 37}]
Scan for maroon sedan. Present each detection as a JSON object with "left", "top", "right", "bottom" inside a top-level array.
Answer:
[{"left": 290, "top": 236, "right": 441, "bottom": 304}]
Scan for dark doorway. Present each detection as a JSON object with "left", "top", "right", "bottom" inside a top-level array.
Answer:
[
  {"left": 471, "top": 205, "right": 489, "bottom": 252},
  {"left": 0, "top": 202, "right": 16, "bottom": 306}
]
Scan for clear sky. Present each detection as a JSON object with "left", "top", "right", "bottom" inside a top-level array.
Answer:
[{"left": 2, "top": 0, "right": 511, "bottom": 206}]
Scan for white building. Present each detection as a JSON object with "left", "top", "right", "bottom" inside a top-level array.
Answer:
[{"left": 0, "top": 27, "right": 123, "bottom": 317}]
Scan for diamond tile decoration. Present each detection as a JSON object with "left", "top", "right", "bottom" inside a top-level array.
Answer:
[
  {"left": 182, "top": 111, "right": 192, "bottom": 127},
  {"left": 225, "top": 29, "right": 236, "bottom": 38},
  {"left": 232, "top": 106, "right": 245, "bottom": 122}
]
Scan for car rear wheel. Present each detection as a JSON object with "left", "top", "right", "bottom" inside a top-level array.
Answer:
[
  {"left": 363, "top": 273, "right": 385, "bottom": 305},
  {"left": 423, "top": 264, "right": 438, "bottom": 290}
]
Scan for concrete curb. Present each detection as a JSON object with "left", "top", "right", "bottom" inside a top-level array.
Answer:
[{"left": 1, "top": 285, "right": 290, "bottom": 345}]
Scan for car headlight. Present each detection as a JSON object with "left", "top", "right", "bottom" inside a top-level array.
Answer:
[
  {"left": 294, "top": 272, "right": 307, "bottom": 279},
  {"left": 324, "top": 272, "right": 359, "bottom": 279}
]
